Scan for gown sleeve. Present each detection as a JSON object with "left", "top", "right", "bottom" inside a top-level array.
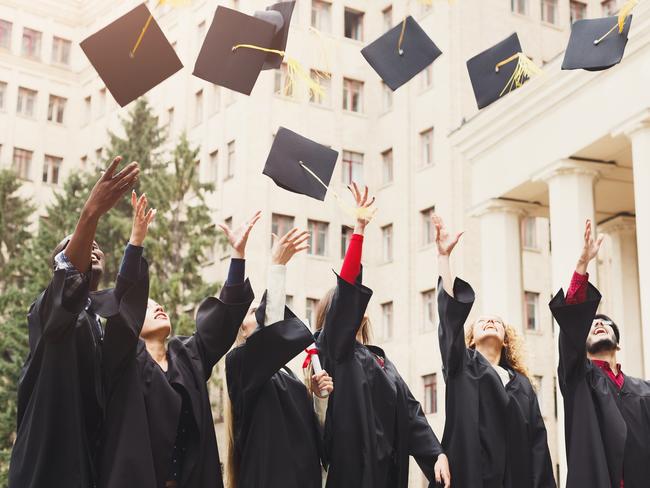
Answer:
[
  {"left": 528, "top": 389, "right": 556, "bottom": 488},
  {"left": 437, "top": 276, "right": 475, "bottom": 379},
  {"left": 264, "top": 264, "right": 287, "bottom": 325},
  {"left": 549, "top": 282, "right": 601, "bottom": 389}
]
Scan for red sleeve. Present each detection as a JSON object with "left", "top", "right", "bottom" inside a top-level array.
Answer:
[
  {"left": 340, "top": 234, "right": 363, "bottom": 284},
  {"left": 566, "top": 271, "right": 589, "bottom": 305}
]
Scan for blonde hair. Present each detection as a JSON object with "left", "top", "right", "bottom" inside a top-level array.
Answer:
[{"left": 465, "top": 320, "right": 530, "bottom": 379}]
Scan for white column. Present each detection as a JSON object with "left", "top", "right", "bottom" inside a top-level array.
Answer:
[
  {"left": 624, "top": 121, "right": 650, "bottom": 378},
  {"left": 472, "top": 199, "right": 525, "bottom": 329},
  {"left": 599, "top": 216, "right": 644, "bottom": 377},
  {"left": 535, "top": 159, "right": 600, "bottom": 487}
]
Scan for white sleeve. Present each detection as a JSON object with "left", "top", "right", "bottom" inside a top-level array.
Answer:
[{"left": 264, "top": 264, "right": 287, "bottom": 326}]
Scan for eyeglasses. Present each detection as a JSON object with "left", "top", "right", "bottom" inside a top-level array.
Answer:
[
  {"left": 593, "top": 319, "right": 614, "bottom": 327},
  {"left": 476, "top": 318, "right": 504, "bottom": 327}
]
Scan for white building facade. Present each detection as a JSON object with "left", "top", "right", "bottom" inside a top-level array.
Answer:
[{"left": 0, "top": 0, "right": 646, "bottom": 485}]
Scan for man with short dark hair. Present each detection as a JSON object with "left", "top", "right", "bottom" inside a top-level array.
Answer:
[
  {"left": 9, "top": 157, "right": 142, "bottom": 488},
  {"left": 550, "top": 219, "right": 650, "bottom": 488}
]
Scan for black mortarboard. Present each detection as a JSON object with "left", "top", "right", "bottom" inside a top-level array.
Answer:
[
  {"left": 263, "top": 127, "right": 339, "bottom": 201},
  {"left": 562, "top": 16, "right": 633, "bottom": 71},
  {"left": 361, "top": 16, "right": 441, "bottom": 91},
  {"left": 466, "top": 33, "right": 525, "bottom": 109},
  {"left": 254, "top": 1, "right": 296, "bottom": 70},
  {"left": 80, "top": 3, "right": 183, "bottom": 107},
  {"left": 193, "top": 6, "right": 277, "bottom": 95}
]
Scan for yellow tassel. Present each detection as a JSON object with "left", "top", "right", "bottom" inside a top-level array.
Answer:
[
  {"left": 131, "top": 0, "right": 191, "bottom": 58},
  {"left": 298, "top": 162, "right": 378, "bottom": 221},
  {"left": 308, "top": 26, "right": 333, "bottom": 73},
  {"left": 496, "top": 52, "right": 542, "bottom": 97},
  {"left": 618, "top": 0, "right": 638, "bottom": 33},
  {"left": 232, "top": 44, "right": 329, "bottom": 99}
]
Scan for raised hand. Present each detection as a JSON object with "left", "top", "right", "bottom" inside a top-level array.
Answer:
[
  {"left": 129, "top": 191, "right": 156, "bottom": 247},
  {"left": 218, "top": 210, "right": 262, "bottom": 259},
  {"left": 271, "top": 228, "right": 310, "bottom": 265},
  {"left": 576, "top": 219, "right": 604, "bottom": 275},
  {"left": 311, "top": 370, "right": 334, "bottom": 399},
  {"left": 348, "top": 182, "right": 377, "bottom": 234},
  {"left": 434, "top": 453, "right": 451, "bottom": 488},
  {"left": 432, "top": 213, "right": 463, "bottom": 257},
  {"left": 83, "top": 156, "right": 140, "bottom": 219}
]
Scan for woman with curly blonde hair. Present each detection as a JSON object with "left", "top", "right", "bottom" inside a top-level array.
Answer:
[{"left": 433, "top": 213, "right": 555, "bottom": 488}]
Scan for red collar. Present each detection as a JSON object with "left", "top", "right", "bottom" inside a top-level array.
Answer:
[{"left": 591, "top": 359, "right": 625, "bottom": 389}]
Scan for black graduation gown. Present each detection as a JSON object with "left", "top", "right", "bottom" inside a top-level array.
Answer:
[
  {"left": 438, "top": 277, "right": 555, "bottom": 488},
  {"left": 550, "top": 283, "right": 650, "bottom": 488},
  {"left": 225, "top": 294, "right": 321, "bottom": 488},
  {"left": 317, "top": 273, "right": 444, "bottom": 488},
  {"left": 98, "top": 279, "right": 254, "bottom": 488},
  {"left": 9, "top": 263, "right": 148, "bottom": 488}
]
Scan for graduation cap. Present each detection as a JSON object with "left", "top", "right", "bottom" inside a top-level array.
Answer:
[
  {"left": 263, "top": 127, "right": 338, "bottom": 201},
  {"left": 80, "top": 3, "right": 183, "bottom": 107},
  {"left": 562, "top": 15, "right": 633, "bottom": 71},
  {"left": 193, "top": 6, "right": 277, "bottom": 95},
  {"left": 254, "top": 1, "right": 296, "bottom": 70},
  {"left": 361, "top": 16, "right": 442, "bottom": 91},
  {"left": 466, "top": 33, "right": 542, "bottom": 110}
]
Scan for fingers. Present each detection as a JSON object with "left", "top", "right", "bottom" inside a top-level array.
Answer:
[
  {"left": 102, "top": 156, "right": 122, "bottom": 181},
  {"left": 584, "top": 219, "right": 592, "bottom": 243},
  {"left": 136, "top": 193, "right": 147, "bottom": 218},
  {"left": 360, "top": 185, "right": 368, "bottom": 206},
  {"left": 364, "top": 196, "right": 376, "bottom": 208},
  {"left": 282, "top": 227, "right": 299, "bottom": 243},
  {"left": 443, "top": 471, "right": 451, "bottom": 488},
  {"left": 435, "top": 467, "right": 442, "bottom": 484},
  {"left": 347, "top": 183, "right": 359, "bottom": 204},
  {"left": 452, "top": 231, "right": 464, "bottom": 246},
  {"left": 113, "top": 161, "right": 139, "bottom": 183},
  {"left": 289, "top": 230, "right": 310, "bottom": 246},
  {"left": 217, "top": 223, "right": 231, "bottom": 235},
  {"left": 596, "top": 234, "right": 605, "bottom": 249},
  {"left": 146, "top": 208, "right": 156, "bottom": 225},
  {"left": 248, "top": 210, "right": 262, "bottom": 228},
  {"left": 131, "top": 190, "right": 137, "bottom": 209}
]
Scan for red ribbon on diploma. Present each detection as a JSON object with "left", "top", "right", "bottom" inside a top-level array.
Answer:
[{"left": 303, "top": 348, "right": 319, "bottom": 369}]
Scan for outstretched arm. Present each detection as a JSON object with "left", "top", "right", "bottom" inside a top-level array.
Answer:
[{"left": 340, "top": 182, "right": 375, "bottom": 283}]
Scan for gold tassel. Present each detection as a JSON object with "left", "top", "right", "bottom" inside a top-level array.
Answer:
[
  {"left": 232, "top": 44, "right": 328, "bottom": 99},
  {"left": 495, "top": 52, "right": 542, "bottom": 97},
  {"left": 398, "top": 0, "right": 456, "bottom": 54},
  {"left": 131, "top": 0, "right": 191, "bottom": 58},
  {"left": 618, "top": 0, "right": 638, "bottom": 33},
  {"left": 298, "top": 162, "right": 378, "bottom": 221}
]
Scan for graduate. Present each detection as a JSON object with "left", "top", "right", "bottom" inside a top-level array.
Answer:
[
  {"left": 97, "top": 209, "right": 259, "bottom": 488},
  {"left": 434, "top": 214, "right": 555, "bottom": 488},
  {"left": 315, "top": 183, "right": 449, "bottom": 488},
  {"left": 8, "top": 156, "right": 141, "bottom": 488},
  {"left": 225, "top": 227, "right": 333, "bottom": 488},
  {"left": 550, "top": 219, "right": 650, "bottom": 488}
]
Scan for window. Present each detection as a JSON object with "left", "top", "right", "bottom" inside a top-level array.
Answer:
[
  {"left": 80, "top": 155, "right": 87, "bottom": 169},
  {"left": 343, "top": 78, "right": 363, "bottom": 112},
  {"left": 84, "top": 96, "right": 91, "bottom": 124},
  {"left": 17, "top": 87, "right": 37, "bottom": 117},
  {"left": 380, "top": 302, "right": 394, "bottom": 340},
  {"left": 42, "top": 155, "right": 62, "bottom": 185},
  {"left": 382, "top": 224, "right": 393, "bottom": 262},
  {"left": 382, "top": 82, "right": 393, "bottom": 112},
  {"left": 522, "top": 217, "right": 538, "bottom": 249},
  {"left": 226, "top": 141, "right": 235, "bottom": 179},
  {"left": 194, "top": 89, "right": 203, "bottom": 124},
  {"left": 95, "top": 148, "right": 103, "bottom": 163},
  {"left": 382, "top": 6, "right": 393, "bottom": 32},
  {"left": 308, "top": 220, "right": 328, "bottom": 256},
  {"left": 98, "top": 88, "right": 106, "bottom": 117},
  {"left": 341, "top": 225, "right": 353, "bottom": 258},
  {"left": 422, "top": 289, "right": 436, "bottom": 331},
  {"left": 525, "top": 291, "right": 540, "bottom": 331},
  {"left": 306, "top": 297, "right": 319, "bottom": 326},
  {"left": 274, "top": 63, "right": 293, "bottom": 97},
  {"left": 420, "top": 128, "right": 434, "bottom": 167},
  {"left": 208, "top": 150, "right": 218, "bottom": 183},
  {"left": 47, "top": 95, "right": 66, "bottom": 123},
  {"left": 51, "top": 37, "right": 71, "bottom": 64},
  {"left": 570, "top": 1, "right": 587, "bottom": 23},
  {"left": 272, "top": 214, "right": 295, "bottom": 246},
  {"left": 511, "top": 0, "right": 528, "bottom": 15},
  {"left": 420, "top": 64, "right": 433, "bottom": 90},
  {"left": 311, "top": 0, "right": 332, "bottom": 33},
  {"left": 285, "top": 295, "right": 294, "bottom": 309},
  {"left": 541, "top": 0, "right": 558, "bottom": 24},
  {"left": 13, "top": 148, "right": 33, "bottom": 180},
  {"left": 0, "top": 81, "right": 6, "bottom": 110},
  {"left": 532, "top": 375, "right": 543, "bottom": 408},
  {"left": 211, "top": 86, "right": 220, "bottom": 113},
  {"left": 310, "top": 70, "right": 331, "bottom": 106},
  {"left": 344, "top": 8, "right": 364, "bottom": 41},
  {"left": 341, "top": 150, "right": 364, "bottom": 185},
  {"left": 421, "top": 206, "right": 436, "bottom": 245},
  {"left": 167, "top": 107, "right": 174, "bottom": 133},
  {"left": 602, "top": 0, "right": 617, "bottom": 15},
  {"left": 21, "top": 28, "right": 41, "bottom": 59},
  {"left": 381, "top": 148, "right": 393, "bottom": 185},
  {"left": 0, "top": 20, "right": 12, "bottom": 50},
  {"left": 423, "top": 374, "right": 437, "bottom": 414}
]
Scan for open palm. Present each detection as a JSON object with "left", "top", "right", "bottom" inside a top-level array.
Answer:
[
  {"left": 218, "top": 210, "right": 262, "bottom": 259},
  {"left": 432, "top": 213, "right": 463, "bottom": 256}
]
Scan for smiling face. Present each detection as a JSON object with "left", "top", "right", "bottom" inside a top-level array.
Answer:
[
  {"left": 471, "top": 315, "right": 506, "bottom": 347},
  {"left": 586, "top": 317, "right": 619, "bottom": 354},
  {"left": 141, "top": 299, "right": 172, "bottom": 339}
]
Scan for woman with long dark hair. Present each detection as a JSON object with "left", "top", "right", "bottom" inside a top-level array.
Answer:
[
  {"left": 434, "top": 213, "right": 555, "bottom": 488},
  {"left": 315, "top": 183, "right": 450, "bottom": 488}
]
